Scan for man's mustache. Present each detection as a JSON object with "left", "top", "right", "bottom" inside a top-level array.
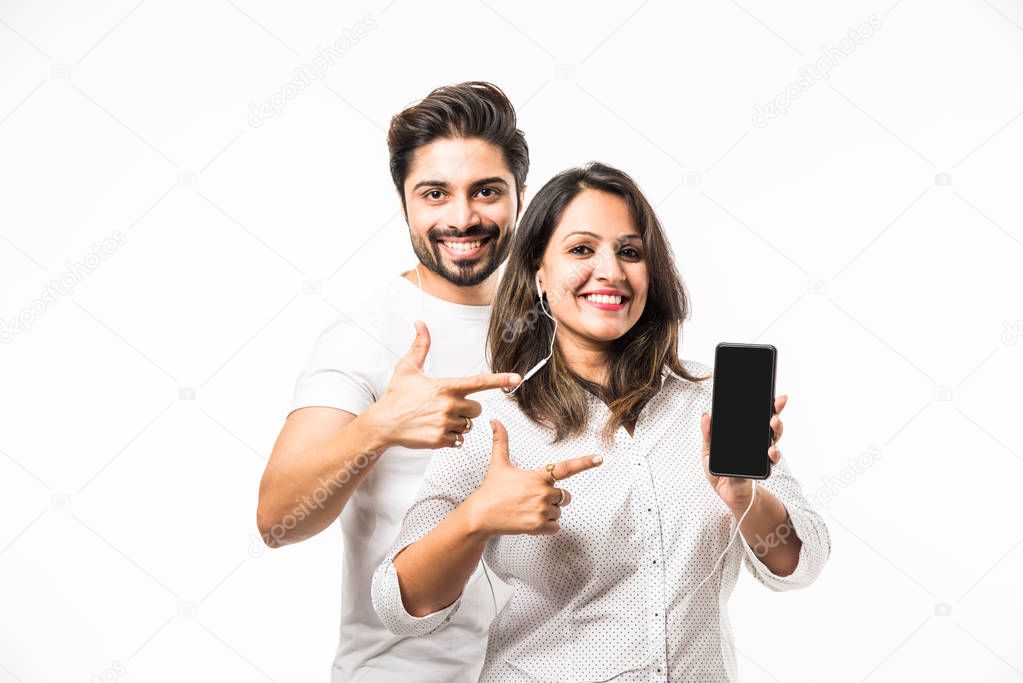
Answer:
[{"left": 427, "top": 225, "right": 500, "bottom": 242}]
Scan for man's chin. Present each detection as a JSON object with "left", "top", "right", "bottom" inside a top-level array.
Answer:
[{"left": 436, "top": 261, "right": 493, "bottom": 287}]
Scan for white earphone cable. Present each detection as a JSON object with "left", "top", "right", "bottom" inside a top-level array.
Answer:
[
  {"left": 505, "top": 272, "right": 557, "bottom": 395},
  {"left": 682, "top": 480, "right": 758, "bottom": 601},
  {"left": 412, "top": 262, "right": 498, "bottom": 617}
]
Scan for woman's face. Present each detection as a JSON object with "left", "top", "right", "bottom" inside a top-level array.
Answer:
[{"left": 538, "top": 189, "right": 648, "bottom": 347}]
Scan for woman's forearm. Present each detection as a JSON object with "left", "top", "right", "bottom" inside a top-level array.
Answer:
[
  {"left": 735, "top": 486, "right": 802, "bottom": 576},
  {"left": 392, "top": 497, "right": 490, "bottom": 617}
]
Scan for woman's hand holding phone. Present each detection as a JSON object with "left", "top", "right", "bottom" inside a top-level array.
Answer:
[{"left": 701, "top": 394, "right": 787, "bottom": 515}]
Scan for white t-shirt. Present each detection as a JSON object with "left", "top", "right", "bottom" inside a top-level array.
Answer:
[{"left": 290, "top": 275, "right": 510, "bottom": 683}]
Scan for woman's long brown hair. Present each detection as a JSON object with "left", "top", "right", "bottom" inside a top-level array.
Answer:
[{"left": 487, "top": 162, "right": 708, "bottom": 442}]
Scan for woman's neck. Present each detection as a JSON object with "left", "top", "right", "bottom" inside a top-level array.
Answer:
[{"left": 557, "top": 331, "right": 611, "bottom": 386}]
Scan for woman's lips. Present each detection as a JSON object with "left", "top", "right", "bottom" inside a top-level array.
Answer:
[{"left": 578, "top": 292, "right": 629, "bottom": 311}]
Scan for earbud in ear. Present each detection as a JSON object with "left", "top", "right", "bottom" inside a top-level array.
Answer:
[{"left": 535, "top": 271, "right": 543, "bottom": 300}]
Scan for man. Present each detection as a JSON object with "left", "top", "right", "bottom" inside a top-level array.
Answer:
[{"left": 256, "top": 82, "right": 527, "bottom": 681}]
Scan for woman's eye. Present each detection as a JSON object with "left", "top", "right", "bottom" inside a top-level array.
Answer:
[
  {"left": 620, "top": 247, "right": 642, "bottom": 259},
  {"left": 569, "top": 245, "right": 593, "bottom": 255}
]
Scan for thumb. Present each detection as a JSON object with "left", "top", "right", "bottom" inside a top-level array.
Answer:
[
  {"left": 487, "top": 419, "right": 512, "bottom": 469},
  {"left": 401, "top": 320, "right": 431, "bottom": 371}
]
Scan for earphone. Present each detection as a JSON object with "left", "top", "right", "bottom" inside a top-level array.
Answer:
[
  {"left": 504, "top": 271, "right": 558, "bottom": 395},
  {"left": 413, "top": 262, "right": 501, "bottom": 617}
]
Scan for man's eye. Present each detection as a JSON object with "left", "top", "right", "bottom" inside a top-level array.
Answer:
[
  {"left": 477, "top": 187, "right": 501, "bottom": 198},
  {"left": 425, "top": 190, "right": 445, "bottom": 200}
]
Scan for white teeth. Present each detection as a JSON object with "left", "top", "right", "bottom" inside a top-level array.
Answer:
[
  {"left": 443, "top": 240, "right": 482, "bottom": 252},
  {"left": 583, "top": 293, "right": 623, "bottom": 305}
]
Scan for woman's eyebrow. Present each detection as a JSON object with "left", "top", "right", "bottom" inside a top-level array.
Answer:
[{"left": 562, "top": 230, "right": 642, "bottom": 243}]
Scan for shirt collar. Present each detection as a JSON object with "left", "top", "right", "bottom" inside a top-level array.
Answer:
[
  {"left": 659, "top": 366, "right": 685, "bottom": 388},
  {"left": 581, "top": 366, "right": 684, "bottom": 409}
]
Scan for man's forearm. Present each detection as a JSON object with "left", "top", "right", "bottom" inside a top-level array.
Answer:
[
  {"left": 257, "top": 407, "right": 392, "bottom": 547},
  {"left": 391, "top": 500, "right": 488, "bottom": 617}
]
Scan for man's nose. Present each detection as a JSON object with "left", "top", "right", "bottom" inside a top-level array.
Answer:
[{"left": 446, "top": 197, "right": 481, "bottom": 230}]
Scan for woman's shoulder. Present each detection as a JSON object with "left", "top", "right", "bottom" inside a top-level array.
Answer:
[
  {"left": 679, "top": 358, "right": 713, "bottom": 380},
  {"left": 474, "top": 389, "right": 549, "bottom": 438},
  {"left": 660, "top": 358, "right": 714, "bottom": 408}
]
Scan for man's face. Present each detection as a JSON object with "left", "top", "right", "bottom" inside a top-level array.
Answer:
[{"left": 403, "top": 137, "right": 519, "bottom": 287}]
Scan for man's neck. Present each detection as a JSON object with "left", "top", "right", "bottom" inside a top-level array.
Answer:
[{"left": 402, "top": 265, "right": 497, "bottom": 306}]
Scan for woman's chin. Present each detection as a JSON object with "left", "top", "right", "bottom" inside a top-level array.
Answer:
[{"left": 576, "top": 324, "right": 633, "bottom": 344}]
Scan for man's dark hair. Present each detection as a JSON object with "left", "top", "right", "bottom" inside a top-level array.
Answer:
[{"left": 387, "top": 81, "right": 529, "bottom": 209}]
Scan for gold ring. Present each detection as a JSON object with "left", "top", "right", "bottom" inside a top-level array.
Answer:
[
  {"left": 556, "top": 488, "right": 566, "bottom": 506},
  {"left": 453, "top": 433, "right": 464, "bottom": 449},
  {"left": 462, "top": 416, "right": 473, "bottom": 434},
  {"left": 545, "top": 463, "right": 558, "bottom": 484}
]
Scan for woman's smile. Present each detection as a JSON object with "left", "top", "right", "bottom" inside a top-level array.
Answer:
[{"left": 578, "top": 288, "right": 631, "bottom": 311}]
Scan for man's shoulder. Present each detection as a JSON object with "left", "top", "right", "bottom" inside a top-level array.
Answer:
[{"left": 313, "top": 278, "right": 415, "bottom": 349}]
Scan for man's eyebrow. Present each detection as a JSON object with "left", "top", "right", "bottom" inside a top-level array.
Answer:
[
  {"left": 470, "top": 177, "right": 510, "bottom": 190},
  {"left": 562, "top": 230, "right": 642, "bottom": 242},
  {"left": 411, "top": 178, "right": 451, "bottom": 191},
  {"left": 410, "top": 177, "right": 510, "bottom": 192}
]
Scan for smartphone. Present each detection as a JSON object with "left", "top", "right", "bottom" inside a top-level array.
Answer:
[{"left": 708, "top": 342, "right": 776, "bottom": 480}]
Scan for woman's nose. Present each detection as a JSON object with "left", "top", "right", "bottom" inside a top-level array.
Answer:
[{"left": 593, "top": 248, "right": 626, "bottom": 282}]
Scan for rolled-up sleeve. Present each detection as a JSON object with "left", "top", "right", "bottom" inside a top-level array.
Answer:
[
  {"left": 371, "top": 559, "right": 463, "bottom": 636},
  {"left": 741, "top": 456, "right": 831, "bottom": 591},
  {"left": 371, "top": 417, "right": 492, "bottom": 635}
]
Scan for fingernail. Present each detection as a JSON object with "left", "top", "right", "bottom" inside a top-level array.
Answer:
[
  {"left": 592, "top": 455, "right": 603, "bottom": 464},
  {"left": 701, "top": 411, "right": 708, "bottom": 419},
  {"left": 509, "top": 374, "right": 522, "bottom": 385}
]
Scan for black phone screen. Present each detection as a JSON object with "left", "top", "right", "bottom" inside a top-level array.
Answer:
[{"left": 708, "top": 343, "right": 776, "bottom": 479}]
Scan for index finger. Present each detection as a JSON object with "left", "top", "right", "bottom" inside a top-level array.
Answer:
[
  {"left": 441, "top": 372, "right": 522, "bottom": 395},
  {"left": 545, "top": 454, "right": 604, "bottom": 482}
]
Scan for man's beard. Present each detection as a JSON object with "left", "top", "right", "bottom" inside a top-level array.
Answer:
[{"left": 411, "top": 224, "right": 511, "bottom": 287}]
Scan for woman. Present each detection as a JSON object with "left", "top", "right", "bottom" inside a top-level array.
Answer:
[{"left": 371, "top": 163, "right": 830, "bottom": 681}]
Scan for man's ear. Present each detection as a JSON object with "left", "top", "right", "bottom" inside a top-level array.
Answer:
[
  {"left": 516, "top": 186, "right": 527, "bottom": 217},
  {"left": 397, "top": 187, "right": 409, "bottom": 220}
]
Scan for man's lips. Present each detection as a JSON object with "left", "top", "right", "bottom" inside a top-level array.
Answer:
[{"left": 436, "top": 235, "right": 493, "bottom": 260}]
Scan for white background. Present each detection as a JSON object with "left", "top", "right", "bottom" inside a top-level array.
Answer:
[{"left": 2, "top": 1, "right": 1022, "bottom": 681}]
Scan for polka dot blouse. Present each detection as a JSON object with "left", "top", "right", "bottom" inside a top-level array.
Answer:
[{"left": 371, "top": 361, "right": 831, "bottom": 682}]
